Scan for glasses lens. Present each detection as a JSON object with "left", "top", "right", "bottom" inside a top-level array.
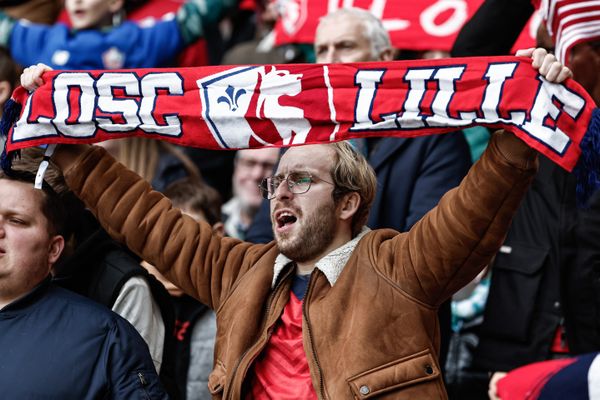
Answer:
[{"left": 289, "top": 172, "right": 312, "bottom": 194}]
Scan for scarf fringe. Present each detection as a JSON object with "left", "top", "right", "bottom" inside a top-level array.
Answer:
[
  {"left": 574, "top": 108, "right": 600, "bottom": 207},
  {"left": 0, "top": 98, "right": 22, "bottom": 173}
]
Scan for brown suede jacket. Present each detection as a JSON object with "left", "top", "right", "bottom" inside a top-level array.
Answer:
[{"left": 63, "top": 132, "right": 537, "bottom": 399}]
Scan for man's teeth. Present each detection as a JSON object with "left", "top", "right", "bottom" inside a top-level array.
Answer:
[{"left": 278, "top": 212, "right": 297, "bottom": 227}]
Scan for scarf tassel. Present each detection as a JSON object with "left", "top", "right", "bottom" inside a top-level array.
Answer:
[
  {"left": 574, "top": 108, "right": 600, "bottom": 207},
  {"left": 0, "top": 98, "right": 22, "bottom": 173}
]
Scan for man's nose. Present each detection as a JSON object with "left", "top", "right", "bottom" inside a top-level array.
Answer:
[
  {"left": 318, "top": 48, "right": 338, "bottom": 64},
  {"left": 274, "top": 179, "right": 293, "bottom": 200}
]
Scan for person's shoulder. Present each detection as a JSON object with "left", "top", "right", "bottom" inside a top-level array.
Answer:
[{"left": 46, "top": 284, "right": 128, "bottom": 326}]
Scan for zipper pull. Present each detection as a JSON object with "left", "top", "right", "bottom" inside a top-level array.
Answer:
[{"left": 138, "top": 372, "right": 148, "bottom": 386}]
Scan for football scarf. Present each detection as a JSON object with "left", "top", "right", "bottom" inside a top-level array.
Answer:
[
  {"left": 1, "top": 56, "right": 599, "bottom": 202},
  {"left": 542, "top": 0, "right": 600, "bottom": 66}
]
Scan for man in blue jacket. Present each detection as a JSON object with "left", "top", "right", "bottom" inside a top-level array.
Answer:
[{"left": 0, "top": 169, "right": 167, "bottom": 400}]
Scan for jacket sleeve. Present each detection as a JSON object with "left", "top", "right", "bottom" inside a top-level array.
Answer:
[
  {"left": 377, "top": 131, "right": 538, "bottom": 306},
  {"left": 4, "top": 16, "right": 55, "bottom": 67},
  {"left": 451, "top": 0, "right": 533, "bottom": 56},
  {"left": 62, "top": 147, "right": 272, "bottom": 310},
  {"left": 107, "top": 317, "right": 168, "bottom": 400}
]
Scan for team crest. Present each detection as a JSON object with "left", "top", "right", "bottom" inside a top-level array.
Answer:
[
  {"left": 102, "top": 47, "right": 125, "bottom": 69},
  {"left": 280, "top": 0, "right": 308, "bottom": 36},
  {"left": 197, "top": 66, "right": 311, "bottom": 148}
]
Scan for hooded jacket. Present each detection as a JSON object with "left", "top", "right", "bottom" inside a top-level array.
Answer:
[{"left": 63, "top": 132, "right": 537, "bottom": 399}]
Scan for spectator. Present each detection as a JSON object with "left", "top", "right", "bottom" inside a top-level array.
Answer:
[
  {"left": 144, "top": 177, "right": 223, "bottom": 400},
  {"left": 245, "top": 7, "right": 473, "bottom": 373},
  {"left": 223, "top": 148, "right": 279, "bottom": 239},
  {"left": 14, "top": 146, "right": 179, "bottom": 397},
  {"left": 0, "top": 169, "right": 167, "bottom": 399},
  {"left": 0, "top": 0, "right": 234, "bottom": 69}
]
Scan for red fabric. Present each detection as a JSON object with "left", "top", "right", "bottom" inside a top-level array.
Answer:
[
  {"left": 273, "top": 0, "right": 535, "bottom": 52},
  {"left": 543, "top": 0, "right": 600, "bottom": 65},
  {"left": 248, "top": 292, "right": 317, "bottom": 399},
  {"left": 6, "top": 57, "right": 596, "bottom": 171},
  {"left": 497, "top": 358, "right": 576, "bottom": 400},
  {"left": 238, "top": 0, "right": 258, "bottom": 11},
  {"left": 550, "top": 326, "right": 570, "bottom": 354}
]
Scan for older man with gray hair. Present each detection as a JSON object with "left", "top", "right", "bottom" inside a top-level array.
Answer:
[{"left": 314, "top": 7, "right": 394, "bottom": 63}]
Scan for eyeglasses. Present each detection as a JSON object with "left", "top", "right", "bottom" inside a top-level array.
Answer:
[{"left": 258, "top": 171, "right": 334, "bottom": 200}]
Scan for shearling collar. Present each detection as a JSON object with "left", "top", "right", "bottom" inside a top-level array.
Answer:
[{"left": 271, "top": 227, "right": 370, "bottom": 288}]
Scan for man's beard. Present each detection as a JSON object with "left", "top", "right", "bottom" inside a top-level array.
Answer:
[{"left": 275, "top": 200, "right": 338, "bottom": 263}]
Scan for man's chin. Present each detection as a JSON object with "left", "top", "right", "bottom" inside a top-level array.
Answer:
[{"left": 276, "top": 236, "right": 298, "bottom": 256}]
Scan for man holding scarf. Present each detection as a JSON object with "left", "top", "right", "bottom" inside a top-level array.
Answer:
[{"left": 20, "top": 48, "right": 571, "bottom": 399}]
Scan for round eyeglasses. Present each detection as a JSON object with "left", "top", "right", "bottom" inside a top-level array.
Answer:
[{"left": 258, "top": 171, "right": 334, "bottom": 200}]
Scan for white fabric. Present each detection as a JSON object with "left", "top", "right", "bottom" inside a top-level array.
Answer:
[
  {"left": 112, "top": 276, "right": 165, "bottom": 373},
  {"left": 222, "top": 197, "right": 246, "bottom": 240},
  {"left": 187, "top": 310, "right": 217, "bottom": 400},
  {"left": 271, "top": 227, "right": 370, "bottom": 288},
  {"left": 588, "top": 354, "right": 600, "bottom": 400}
]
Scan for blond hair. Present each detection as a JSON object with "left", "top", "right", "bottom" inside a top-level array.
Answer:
[{"left": 328, "top": 141, "right": 377, "bottom": 237}]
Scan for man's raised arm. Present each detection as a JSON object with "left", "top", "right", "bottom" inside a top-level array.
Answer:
[{"left": 20, "top": 65, "right": 271, "bottom": 310}]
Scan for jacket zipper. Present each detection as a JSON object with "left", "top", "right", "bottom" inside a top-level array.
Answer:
[
  {"left": 226, "top": 266, "right": 294, "bottom": 399},
  {"left": 303, "top": 273, "right": 328, "bottom": 400}
]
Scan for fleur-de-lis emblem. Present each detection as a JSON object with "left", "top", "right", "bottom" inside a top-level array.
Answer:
[{"left": 217, "top": 85, "right": 246, "bottom": 112}]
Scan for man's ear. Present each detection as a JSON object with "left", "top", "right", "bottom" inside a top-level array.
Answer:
[
  {"left": 379, "top": 48, "right": 395, "bottom": 62},
  {"left": 338, "top": 192, "right": 361, "bottom": 222},
  {"left": 47, "top": 235, "right": 65, "bottom": 267}
]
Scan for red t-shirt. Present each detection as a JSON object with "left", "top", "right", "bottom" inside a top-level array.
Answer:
[{"left": 248, "top": 291, "right": 317, "bottom": 399}]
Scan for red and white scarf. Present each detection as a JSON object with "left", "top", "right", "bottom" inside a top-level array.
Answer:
[
  {"left": 1, "top": 56, "right": 598, "bottom": 199},
  {"left": 542, "top": 0, "right": 600, "bottom": 66}
]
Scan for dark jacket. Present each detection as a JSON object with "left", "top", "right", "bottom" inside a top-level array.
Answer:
[
  {"left": 53, "top": 215, "right": 180, "bottom": 399},
  {"left": 475, "top": 157, "right": 600, "bottom": 372},
  {"left": 451, "top": 0, "right": 533, "bottom": 57},
  {"left": 0, "top": 279, "right": 167, "bottom": 399},
  {"left": 63, "top": 133, "right": 535, "bottom": 399},
  {"left": 366, "top": 133, "right": 471, "bottom": 232}
]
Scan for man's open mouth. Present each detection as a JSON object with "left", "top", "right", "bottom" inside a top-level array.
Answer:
[{"left": 275, "top": 210, "right": 298, "bottom": 229}]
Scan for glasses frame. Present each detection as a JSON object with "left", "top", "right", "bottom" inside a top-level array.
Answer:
[{"left": 258, "top": 171, "right": 334, "bottom": 200}]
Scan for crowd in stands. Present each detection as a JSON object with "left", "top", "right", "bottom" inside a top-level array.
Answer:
[{"left": 0, "top": 0, "right": 599, "bottom": 399}]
